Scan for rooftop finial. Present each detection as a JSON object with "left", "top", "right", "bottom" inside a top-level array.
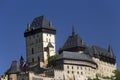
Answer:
[
  {"left": 27, "top": 23, "right": 31, "bottom": 31},
  {"left": 49, "top": 21, "right": 53, "bottom": 28},
  {"left": 108, "top": 44, "right": 113, "bottom": 53},
  {"left": 72, "top": 25, "right": 75, "bottom": 36}
]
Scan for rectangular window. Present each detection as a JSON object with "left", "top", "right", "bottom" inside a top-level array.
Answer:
[
  {"left": 72, "top": 71, "right": 74, "bottom": 74},
  {"left": 39, "top": 38, "right": 41, "bottom": 43},
  {"left": 29, "top": 36, "right": 31, "bottom": 39},
  {"left": 77, "top": 71, "right": 79, "bottom": 74},
  {"left": 36, "top": 39, "right": 38, "bottom": 43},
  {"left": 32, "top": 58, "right": 34, "bottom": 63},
  {"left": 77, "top": 66, "right": 79, "bottom": 69},
  {"left": 67, "top": 66, "right": 69, "bottom": 69},
  {"left": 32, "top": 48, "right": 34, "bottom": 54},
  {"left": 81, "top": 72, "right": 83, "bottom": 75},
  {"left": 67, "top": 71, "right": 69, "bottom": 74},
  {"left": 38, "top": 56, "right": 40, "bottom": 61},
  {"left": 37, "top": 34, "right": 39, "bottom": 37},
  {"left": 72, "top": 66, "right": 73, "bottom": 69},
  {"left": 81, "top": 67, "right": 82, "bottom": 70}
]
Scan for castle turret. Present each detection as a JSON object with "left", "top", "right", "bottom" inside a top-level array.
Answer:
[{"left": 59, "top": 26, "right": 86, "bottom": 54}]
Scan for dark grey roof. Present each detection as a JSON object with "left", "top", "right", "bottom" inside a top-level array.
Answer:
[
  {"left": 30, "top": 15, "right": 54, "bottom": 29},
  {"left": 47, "top": 42, "right": 54, "bottom": 48},
  {"left": 57, "top": 51, "right": 94, "bottom": 62},
  {"left": 91, "top": 45, "right": 115, "bottom": 59},
  {"left": 7, "top": 61, "right": 20, "bottom": 74},
  {"left": 84, "top": 47, "right": 94, "bottom": 57},
  {"left": 29, "top": 63, "right": 46, "bottom": 74},
  {"left": 62, "top": 34, "right": 86, "bottom": 49}
]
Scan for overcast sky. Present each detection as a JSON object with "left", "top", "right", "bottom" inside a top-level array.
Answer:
[{"left": 0, "top": 0, "right": 120, "bottom": 76}]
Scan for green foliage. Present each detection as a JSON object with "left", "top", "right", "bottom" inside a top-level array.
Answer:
[
  {"left": 113, "top": 70, "right": 120, "bottom": 80},
  {"left": 93, "top": 78, "right": 100, "bottom": 80},
  {"left": 88, "top": 75, "right": 100, "bottom": 80},
  {"left": 48, "top": 54, "right": 58, "bottom": 67},
  {"left": 103, "top": 76, "right": 110, "bottom": 79},
  {"left": 87, "top": 70, "right": 120, "bottom": 80},
  {"left": 88, "top": 78, "right": 92, "bottom": 80},
  {"left": 93, "top": 74, "right": 100, "bottom": 80},
  {"left": 88, "top": 78, "right": 100, "bottom": 80}
]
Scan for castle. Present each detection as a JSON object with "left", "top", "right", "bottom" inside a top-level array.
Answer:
[{"left": 0, "top": 16, "right": 116, "bottom": 80}]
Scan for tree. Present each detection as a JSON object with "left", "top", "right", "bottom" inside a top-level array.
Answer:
[
  {"left": 88, "top": 78, "right": 92, "bottom": 80},
  {"left": 48, "top": 54, "right": 58, "bottom": 67},
  {"left": 113, "top": 70, "right": 120, "bottom": 80},
  {"left": 88, "top": 75, "right": 100, "bottom": 80}
]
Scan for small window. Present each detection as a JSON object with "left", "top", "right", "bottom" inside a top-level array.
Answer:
[
  {"left": 81, "top": 67, "right": 82, "bottom": 70},
  {"left": 29, "top": 36, "right": 31, "bottom": 39},
  {"left": 38, "top": 56, "right": 40, "bottom": 61},
  {"left": 72, "top": 66, "right": 73, "bottom": 69},
  {"left": 77, "top": 66, "right": 79, "bottom": 69},
  {"left": 36, "top": 39, "right": 38, "bottom": 43},
  {"left": 37, "top": 34, "right": 39, "bottom": 37},
  {"left": 32, "top": 48, "right": 34, "bottom": 54},
  {"left": 81, "top": 72, "right": 83, "bottom": 75},
  {"left": 77, "top": 71, "right": 79, "bottom": 74},
  {"left": 32, "top": 58, "right": 34, "bottom": 63},
  {"left": 67, "top": 66, "right": 69, "bottom": 69},
  {"left": 67, "top": 71, "right": 69, "bottom": 74},
  {"left": 72, "top": 71, "right": 74, "bottom": 74}
]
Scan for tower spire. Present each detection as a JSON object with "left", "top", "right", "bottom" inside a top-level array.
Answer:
[
  {"left": 108, "top": 44, "right": 115, "bottom": 58},
  {"left": 108, "top": 44, "right": 113, "bottom": 53},
  {"left": 72, "top": 25, "right": 75, "bottom": 36}
]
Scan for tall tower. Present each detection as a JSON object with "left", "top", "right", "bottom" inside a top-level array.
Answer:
[{"left": 24, "top": 16, "right": 56, "bottom": 67}]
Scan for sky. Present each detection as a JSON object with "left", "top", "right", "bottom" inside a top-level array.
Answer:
[{"left": 0, "top": 0, "right": 120, "bottom": 76}]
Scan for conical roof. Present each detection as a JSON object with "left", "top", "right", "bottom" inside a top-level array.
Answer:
[
  {"left": 108, "top": 45, "right": 115, "bottom": 58},
  {"left": 7, "top": 61, "right": 20, "bottom": 74}
]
